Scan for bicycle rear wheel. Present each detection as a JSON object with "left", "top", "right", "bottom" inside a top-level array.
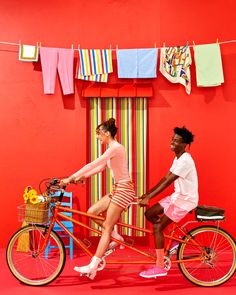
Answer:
[
  {"left": 6, "top": 224, "right": 66, "bottom": 286},
  {"left": 177, "top": 225, "right": 236, "bottom": 287}
]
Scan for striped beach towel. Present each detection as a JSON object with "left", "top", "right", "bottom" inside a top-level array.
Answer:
[{"left": 76, "top": 49, "right": 113, "bottom": 82}]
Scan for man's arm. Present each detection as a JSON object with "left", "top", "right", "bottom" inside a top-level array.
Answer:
[
  {"left": 146, "top": 171, "right": 172, "bottom": 195},
  {"left": 139, "top": 172, "right": 179, "bottom": 206}
]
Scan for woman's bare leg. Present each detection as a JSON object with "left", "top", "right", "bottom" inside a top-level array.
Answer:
[
  {"left": 95, "top": 202, "right": 124, "bottom": 258},
  {"left": 87, "top": 194, "right": 111, "bottom": 227}
]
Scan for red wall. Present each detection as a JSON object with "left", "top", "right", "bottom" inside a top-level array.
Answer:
[{"left": 1, "top": 0, "right": 236, "bottom": 247}]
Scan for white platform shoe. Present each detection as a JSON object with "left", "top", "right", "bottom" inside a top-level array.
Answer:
[{"left": 74, "top": 256, "right": 101, "bottom": 280}]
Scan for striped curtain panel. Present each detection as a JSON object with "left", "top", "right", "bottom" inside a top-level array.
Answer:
[{"left": 89, "top": 97, "right": 147, "bottom": 236}]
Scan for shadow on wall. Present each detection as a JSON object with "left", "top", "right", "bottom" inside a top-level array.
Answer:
[{"left": 222, "top": 53, "right": 236, "bottom": 102}]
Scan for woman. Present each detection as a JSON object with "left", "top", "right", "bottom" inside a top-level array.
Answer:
[{"left": 61, "top": 118, "right": 135, "bottom": 279}]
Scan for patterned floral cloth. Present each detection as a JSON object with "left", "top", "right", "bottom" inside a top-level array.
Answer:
[{"left": 160, "top": 45, "right": 192, "bottom": 94}]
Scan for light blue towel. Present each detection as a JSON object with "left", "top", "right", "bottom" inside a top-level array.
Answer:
[{"left": 117, "top": 48, "right": 158, "bottom": 78}]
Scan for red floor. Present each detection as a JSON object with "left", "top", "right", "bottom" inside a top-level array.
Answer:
[{"left": 1, "top": 247, "right": 236, "bottom": 295}]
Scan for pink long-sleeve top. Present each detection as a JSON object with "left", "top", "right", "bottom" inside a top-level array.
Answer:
[{"left": 73, "top": 141, "right": 131, "bottom": 184}]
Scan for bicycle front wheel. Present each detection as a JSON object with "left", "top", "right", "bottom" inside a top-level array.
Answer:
[
  {"left": 177, "top": 225, "right": 236, "bottom": 287},
  {"left": 6, "top": 224, "right": 66, "bottom": 286}
]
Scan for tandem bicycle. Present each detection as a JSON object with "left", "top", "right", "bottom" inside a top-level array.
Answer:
[{"left": 6, "top": 178, "right": 236, "bottom": 286}]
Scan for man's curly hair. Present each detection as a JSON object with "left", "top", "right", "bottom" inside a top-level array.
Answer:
[{"left": 174, "top": 126, "right": 194, "bottom": 145}]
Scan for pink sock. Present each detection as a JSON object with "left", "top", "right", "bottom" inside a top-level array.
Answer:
[{"left": 155, "top": 248, "right": 164, "bottom": 268}]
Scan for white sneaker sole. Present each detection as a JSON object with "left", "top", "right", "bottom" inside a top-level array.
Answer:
[{"left": 139, "top": 272, "right": 167, "bottom": 279}]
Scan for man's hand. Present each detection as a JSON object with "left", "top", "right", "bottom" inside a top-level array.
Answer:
[{"left": 138, "top": 194, "right": 150, "bottom": 207}]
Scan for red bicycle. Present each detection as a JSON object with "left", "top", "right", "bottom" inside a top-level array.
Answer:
[{"left": 6, "top": 178, "right": 236, "bottom": 286}]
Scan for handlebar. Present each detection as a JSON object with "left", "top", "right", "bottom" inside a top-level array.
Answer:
[{"left": 39, "top": 178, "right": 67, "bottom": 203}]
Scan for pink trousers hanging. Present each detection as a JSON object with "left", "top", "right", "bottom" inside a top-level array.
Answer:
[{"left": 40, "top": 47, "right": 74, "bottom": 95}]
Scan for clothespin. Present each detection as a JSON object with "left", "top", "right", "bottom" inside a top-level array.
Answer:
[
  {"left": 71, "top": 44, "right": 74, "bottom": 50},
  {"left": 186, "top": 40, "right": 189, "bottom": 47},
  {"left": 19, "top": 40, "right": 21, "bottom": 47},
  {"left": 39, "top": 41, "right": 42, "bottom": 48},
  {"left": 216, "top": 38, "right": 219, "bottom": 43},
  {"left": 110, "top": 44, "right": 112, "bottom": 50},
  {"left": 116, "top": 44, "right": 118, "bottom": 50},
  {"left": 193, "top": 40, "right": 195, "bottom": 46},
  {"left": 36, "top": 42, "right": 39, "bottom": 53},
  {"left": 154, "top": 42, "right": 157, "bottom": 48}
]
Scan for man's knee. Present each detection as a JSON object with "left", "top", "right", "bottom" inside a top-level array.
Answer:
[
  {"left": 145, "top": 210, "right": 159, "bottom": 224},
  {"left": 145, "top": 209, "right": 154, "bottom": 222}
]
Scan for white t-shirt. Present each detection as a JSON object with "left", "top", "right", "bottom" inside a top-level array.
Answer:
[{"left": 169, "top": 152, "right": 199, "bottom": 211}]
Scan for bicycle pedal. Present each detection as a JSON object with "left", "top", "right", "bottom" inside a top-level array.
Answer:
[
  {"left": 80, "top": 272, "right": 96, "bottom": 280},
  {"left": 104, "top": 248, "right": 115, "bottom": 257},
  {"left": 79, "top": 272, "right": 92, "bottom": 277},
  {"left": 80, "top": 273, "right": 88, "bottom": 277},
  {"left": 79, "top": 273, "right": 87, "bottom": 277}
]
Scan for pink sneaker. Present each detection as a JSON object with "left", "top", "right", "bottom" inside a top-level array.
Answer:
[{"left": 139, "top": 266, "right": 167, "bottom": 278}]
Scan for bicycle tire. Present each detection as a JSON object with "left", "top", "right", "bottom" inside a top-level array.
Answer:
[
  {"left": 177, "top": 225, "right": 236, "bottom": 287},
  {"left": 6, "top": 224, "right": 66, "bottom": 286}
]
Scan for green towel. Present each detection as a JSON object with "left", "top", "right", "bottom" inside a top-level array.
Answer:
[{"left": 194, "top": 43, "right": 224, "bottom": 87}]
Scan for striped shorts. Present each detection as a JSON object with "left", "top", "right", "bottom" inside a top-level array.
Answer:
[{"left": 109, "top": 182, "right": 136, "bottom": 210}]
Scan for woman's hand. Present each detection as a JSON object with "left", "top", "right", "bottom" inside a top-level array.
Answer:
[
  {"left": 138, "top": 194, "right": 150, "bottom": 207},
  {"left": 60, "top": 176, "right": 86, "bottom": 186},
  {"left": 77, "top": 176, "right": 86, "bottom": 184},
  {"left": 60, "top": 177, "right": 71, "bottom": 186}
]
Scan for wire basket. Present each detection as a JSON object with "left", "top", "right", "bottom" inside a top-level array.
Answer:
[{"left": 18, "top": 202, "right": 50, "bottom": 224}]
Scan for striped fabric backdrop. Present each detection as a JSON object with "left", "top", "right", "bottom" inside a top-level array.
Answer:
[
  {"left": 77, "top": 49, "right": 113, "bottom": 82},
  {"left": 89, "top": 97, "right": 147, "bottom": 236}
]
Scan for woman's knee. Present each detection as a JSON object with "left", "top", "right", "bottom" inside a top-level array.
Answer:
[
  {"left": 87, "top": 207, "right": 98, "bottom": 215},
  {"left": 87, "top": 207, "right": 93, "bottom": 214}
]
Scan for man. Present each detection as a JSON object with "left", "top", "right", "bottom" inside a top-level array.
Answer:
[{"left": 139, "top": 126, "right": 198, "bottom": 278}]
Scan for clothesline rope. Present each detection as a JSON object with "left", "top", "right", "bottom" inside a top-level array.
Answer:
[{"left": 1, "top": 39, "right": 236, "bottom": 50}]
